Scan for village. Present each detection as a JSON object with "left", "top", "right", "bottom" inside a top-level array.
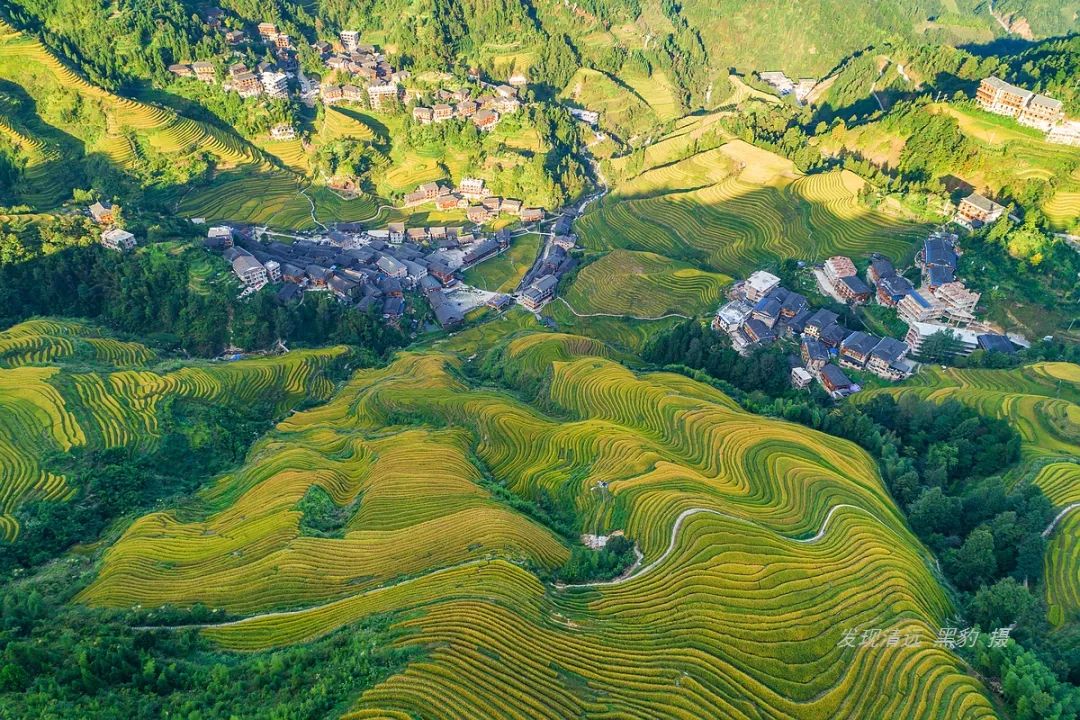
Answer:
[
  {"left": 165, "top": 16, "right": 532, "bottom": 142},
  {"left": 714, "top": 201, "right": 1024, "bottom": 398}
]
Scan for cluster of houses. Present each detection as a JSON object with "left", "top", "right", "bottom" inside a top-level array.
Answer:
[
  {"left": 715, "top": 231, "right": 1021, "bottom": 396},
  {"left": 169, "top": 58, "right": 290, "bottom": 99},
  {"left": 168, "top": 17, "right": 297, "bottom": 103},
  {"left": 401, "top": 178, "right": 544, "bottom": 224},
  {"left": 87, "top": 201, "right": 138, "bottom": 251},
  {"left": 317, "top": 31, "right": 409, "bottom": 111},
  {"left": 205, "top": 222, "right": 522, "bottom": 329},
  {"left": 976, "top": 76, "right": 1079, "bottom": 147},
  {"left": 518, "top": 215, "right": 577, "bottom": 311},
  {"left": 714, "top": 269, "right": 913, "bottom": 397},
  {"left": 756, "top": 71, "right": 817, "bottom": 104},
  {"left": 411, "top": 81, "right": 523, "bottom": 131}
]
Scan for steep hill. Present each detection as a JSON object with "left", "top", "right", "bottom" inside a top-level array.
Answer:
[
  {"left": 76, "top": 330, "right": 1000, "bottom": 718},
  {"left": 579, "top": 139, "right": 929, "bottom": 276}
]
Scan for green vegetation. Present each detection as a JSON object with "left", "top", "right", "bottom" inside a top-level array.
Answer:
[{"left": 461, "top": 232, "right": 541, "bottom": 292}]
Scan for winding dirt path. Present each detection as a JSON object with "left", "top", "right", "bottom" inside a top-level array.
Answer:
[
  {"left": 556, "top": 296, "right": 690, "bottom": 322},
  {"left": 1043, "top": 503, "right": 1080, "bottom": 539},
  {"left": 560, "top": 503, "right": 871, "bottom": 589}
]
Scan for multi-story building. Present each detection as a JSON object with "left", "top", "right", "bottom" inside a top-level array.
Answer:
[
  {"left": 866, "top": 338, "right": 911, "bottom": 380},
  {"left": 932, "top": 281, "right": 980, "bottom": 324},
  {"left": 1019, "top": 94, "right": 1065, "bottom": 131},
  {"left": 192, "top": 61, "right": 216, "bottom": 83},
  {"left": 367, "top": 83, "right": 400, "bottom": 110},
  {"left": 713, "top": 300, "right": 753, "bottom": 333},
  {"left": 743, "top": 270, "right": 781, "bottom": 303},
  {"left": 232, "top": 255, "right": 268, "bottom": 286},
  {"left": 261, "top": 71, "right": 289, "bottom": 98},
  {"left": 897, "top": 290, "right": 939, "bottom": 324},
  {"left": 976, "top": 76, "right": 1033, "bottom": 118},
  {"left": 257, "top": 22, "right": 279, "bottom": 41},
  {"left": 824, "top": 255, "right": 857, "bottom": 284},
  {"left": 905, "top": 321, "right": 979, "bottom": 358},
  {"left": 838, "top": 331, "right": 879, "bottom": 370},
  {"left": 520, "top": 275, "right": 557, "bottom": 310},
  {"left": 976, "top": 76, "right": 1065, "bottom": 131},
  {"left": 956, "top": 192, "right": 1005, "bottom": 227},
  {"left": 233, "top": 71, "right": 263, "bottom": 97},
  {"left": 340, "top": 30, "right": 360, "bottom": 53},
  {"left": 433, "top": 103, "right": 454, "bottom": 122},
  {"left": 100, "top": 228, "right": 136, "bottom": 251}
]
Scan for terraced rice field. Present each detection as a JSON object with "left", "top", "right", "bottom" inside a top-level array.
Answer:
[
  {"left": 582, "top": 140, "right": 927, "bottom": 276},
  {"left": 1043, "top": 188, "right": 1080, "bottom": 233},
  {"left": 560, "top": 67, "right": 659, "bottom": 139},
  {"left": 619, "top": 68, "right": 682, "bottom": 121},
  {"left": 0, "top": 319, "right": 155, "bottom": 368},
  {"left": 0, "top": 20, "right": 268, "bottom": 208},
  {"left": 1046, "top": 509, "right": 1080, "bottom": 627},
  {"left": 78, "top": 332, "right": 999, "bottom": 718},
  {"left": 858, "top": 363, "right": 1080, "bottom": 627},
  {"left": 318, "top": 107, "right": 379, "bottom": 144},
  {"left": 0, "top": 323, "right": 348, "bottom": 540},
  {"left": 561, "top": 249, "right": 731, "bottom": 317}
]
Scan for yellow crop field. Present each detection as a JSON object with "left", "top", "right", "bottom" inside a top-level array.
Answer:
[
  {"left": 581, "top": 140, "right": 928, "bottom": 276},
  {"left": 0, "top": 325, "right": 348, "bottom": 539},
  {"left": 0, "top": 319, "right": 155, "bottom": 368},
  {"left": 79, "top": 332, "right": 998, "bottom": 718},
  {"left": 1046, "top": 509, "right": 1080, "bottom": 628}
]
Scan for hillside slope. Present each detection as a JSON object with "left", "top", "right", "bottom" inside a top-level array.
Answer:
[
  {"left": 0, "top": 319, "right": 349, "bottom": 540},
  {"left": 70, "top": 330, "right": 1004, "bottom": 718}
]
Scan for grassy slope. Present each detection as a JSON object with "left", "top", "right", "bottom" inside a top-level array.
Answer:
[{"left": 74, "top": 331, "right": 998, "bottom": 718}]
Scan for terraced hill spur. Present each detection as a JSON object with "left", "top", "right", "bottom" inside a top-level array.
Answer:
[
  {"left": 0, "top": 319, "right": 349, "bottom": 540},
  {"left": 81, "top": 332, "right": 1001, "bottom": 719}
]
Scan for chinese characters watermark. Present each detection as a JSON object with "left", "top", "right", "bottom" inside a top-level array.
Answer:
[{"left": 837, "top": 626, "right": 1011, "bottom": 649}]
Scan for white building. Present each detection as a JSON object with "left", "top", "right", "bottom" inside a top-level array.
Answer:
[
  {"left": 100, "top": 228, "right": 136, "bottom": 251},
  {"left": 367, "top": 83, "right": 400, "bottom": 110},
  {"left": 264, "top": 260, "right": 282, "bottom": 283},
  {"left": 791, "top": 366, "right": 813, "bottom": 389},
  {"left": 261, "top": 71, "right": 289, "bottom": 99},
  {"left": 905, "top": 321, "right": 980, "bottom": 357},
  {"left": 569, "top": 108, "right": 599, "bottom": 125},
  {"left": 270, "top": 123, "right": 297, "bottom": 140},
  {"left": 743, "top": 270, "right": 781, "bottom": 303},
  {"left": 340, "top": 30, "right": 360, "bottom": 53},
  {"left": 712, "top": 300, "right": 754, "bottom": 333}
]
